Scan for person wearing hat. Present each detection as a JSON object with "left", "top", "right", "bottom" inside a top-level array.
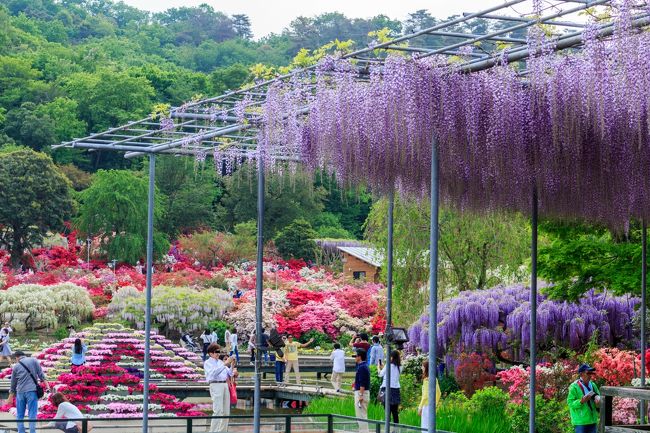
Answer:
[
  {"left": 567, "top": 364, "right": 600, "bottom": 433},
  {"left": 6, "top": 350, "right": 50, "bottom": 433}
]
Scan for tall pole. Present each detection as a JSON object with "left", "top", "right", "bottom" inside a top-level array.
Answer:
[
  {"left": 253, "top": 158, "right": 265, "bottom": 433},
  {"left": 529, "top": 186, "right": 538, "bottom": 433},
  {"left": 428, "top": 135, "right": 439, "bottom": 433},
  {"left": 385, "top": 190, "right": 395, "bottom": 433},
  {"left": 142, "top": 154, "right": 155, "bottom": 433},
  {"left": 641, "top": 219, "right": 647, "bottom": 423}
]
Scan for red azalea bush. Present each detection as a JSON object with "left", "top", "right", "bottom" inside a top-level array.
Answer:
[
  {"left": 286, "top": 288, "right": 325, "bottom": 307},
  {"left": 454, "top": 352, "right": 495, "bottom": 395},
  {"left": 333, "top": 285, "right": 380, "bottom": 318}
]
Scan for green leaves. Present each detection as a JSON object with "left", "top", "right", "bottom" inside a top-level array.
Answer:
[
  {"left": 0, "top": 149, "right": 73, "bottom": 266},
  {"left": 75, "top": 169, "right": 168, "bottom": 263}
]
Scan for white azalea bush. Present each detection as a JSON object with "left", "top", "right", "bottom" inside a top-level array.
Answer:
[
  {"left": 0, "top": 283, "right": 94, "bottom": 330},
  {"left": 108, "top": 285, "right": 233, "bottom": 334}
]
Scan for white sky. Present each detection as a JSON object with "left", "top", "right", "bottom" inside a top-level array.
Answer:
[{"left": 120, "top": 0, "right": 487, "bottom": 39}]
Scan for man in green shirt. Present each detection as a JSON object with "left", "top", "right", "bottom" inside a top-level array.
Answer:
[{"left": 567, "top": 364, "right": 600, "bottom": 433}]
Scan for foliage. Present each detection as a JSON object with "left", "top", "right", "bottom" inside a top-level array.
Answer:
[
  {"left": 107, "top": 285, "right": 232, "bottom": 335},
  {"left": 178, "top": 226, "right": 256, "bottom": 267},
  {"left": 365, "top": 198, "right": 529, "bottom": 323},
  {"left": 0, "top": 149, "right": 74, "bottom": 267},
  {"left": 214, "top": 164, "right": 326, "bottom": 240},
  {"left": 438, "top": 374, "right": 460, "bottom": 397},
  {"left": 508, "top": 396, "right": 572, "bottom": 433},
  {"left": 299, "top": 330, "right": 331, "bottom": 350},
  {"left": 0, "top": 283, "right": 94, "bottom": 330},
  {"left": 401, "top": 354, "right": 426, "bottom": 381},
  {"left": 454, "top": 352, "right": 495, "bottom": 396},
  {"left": 593, "top": 348, "right": 638, "bottom": 386},
  {"left": 154, "top": 156, "right": 219, "bottom": 237},
  {"left": 207, "top": 320, "right": 230, "bottom": 345},
  {"left": 275, "top": 219, "right": 318, "bottom": 262},
  {"left": 398, "top": 373, "right": 421, "bottom": 408},
  {"left": 497, "top": 362, "right": 576, "bottom": 404},
  {"left": 57, "top": 163, "right": 93, "bottom": 191},
  {"left": 539, "top": 221, "right": 646, "bottom": 300},
  {"left": 75, "top": 170, "right": 168, "bottom": 263}
]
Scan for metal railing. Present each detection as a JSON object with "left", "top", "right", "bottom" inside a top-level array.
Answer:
[{"left": 0, "top": 413, "right": 448, "bottom": 433}]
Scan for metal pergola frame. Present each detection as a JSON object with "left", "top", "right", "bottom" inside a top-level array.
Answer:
[{"left": 53, "top": 2, "right": 650, "bottom": 433}]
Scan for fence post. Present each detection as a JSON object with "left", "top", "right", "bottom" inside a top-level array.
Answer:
[
  {"left": 186, "top": 417, "right": 192, "bottom": 433},
  {"left": 81, "top": 419, "right": 88, "bottom": 433},
  {"left": 285, "top": 415, "right": 292, "bottom": 433},
  {"left": 376, "top": 421, "right": 381, "bottom": 433},
  {"left": 327, "top": 415, "right": 334, "bottom": 433}
]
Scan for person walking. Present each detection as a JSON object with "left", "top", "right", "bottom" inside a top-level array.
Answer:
[
  {"left": 229, "top": 328, "right": 239, "bottom": 364},
  {"left": 70, "top": 339, "right": 87, "bottom": 367},
  {"left": 284, "top": 335, "right": 314, "bottom": 385},
  {"left": 0, "top": 329, "right": 12, "bottom": 364},
  {"left": 329, "top": 343, "right": 345, "bottom": 392},
  {"left": 224, "top": 328, "right": 232, "bottom": 355},
  {"left": 204, "top": 343, "right": 237, "bottom": 433},
  {"left": 354, "top": 349, "right": 370, "bottom": 433},
  {"left": 378, "top": 350, "right": 402, "bottom": 424},
  {"left": 368, "top": 336, "right": 384, "bottom": 367},
  {"left": 6, "top": 350, "right": 50, "bottom": 433},
  {"left": 47, "top": 392, "right": 92, "bottom": 433},
  {"left": 567, "top": 364, "right": 601, "bottom": 433},
  {"left": 200, "top": 329, "right": 212, "bottom": 361},
  {"left": 418, "top": 359, "right": 441, "bottom": 429}
]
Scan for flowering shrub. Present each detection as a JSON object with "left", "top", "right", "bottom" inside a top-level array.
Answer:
[
  {"left": 454, "top": 352, "right": 495, "bottom": 395},
  {"left": 0, "top": 283, "right": 94, "bottom": 330},
  {"left": 593, "top": 348, "right": 638, "bottom": 387},
  {"left": 497, "top": 361, "right": 577, "bottom": 404},
  {"left": 108, "top": 286, "right": 232, "bottom": 333},
  {"left": 408, "top": 284, "right": 637, "bottom": 364}
]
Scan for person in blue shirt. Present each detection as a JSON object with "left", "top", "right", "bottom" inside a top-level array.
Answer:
[
  {"left": 354, "top": 349, "right": 370, "bottom": 433},
  {"left": 70, "top": 338, "right": 87, "bottom": 367},
  {"left": 368, "top": 336, "right": 384, "bottom": 367}
]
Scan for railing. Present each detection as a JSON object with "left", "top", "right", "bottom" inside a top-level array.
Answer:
[
  {"left": 0, "top": 413, "right": 450, "bottom": 433},
  {"left": 599, "top": 386, "right": 650, "bottom": 433}
]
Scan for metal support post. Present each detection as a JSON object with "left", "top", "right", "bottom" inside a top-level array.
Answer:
[
  {"left": 385, "top": 190, "right": 395, "bottom": 433},
  {"left": 529, "top": 186, "right": 538, "bottom": 433},
  {"left": 642, "top": 219, "right": 647, "bottom": 423},
  {"left": 253, "top": 158, "right": 265, "bottom": 433},
  {"left": 143, "top": 154, "right": 155, "bottom": 433},
  {"left": 428, "top": 135, "right": 439, "bottom": 433}
]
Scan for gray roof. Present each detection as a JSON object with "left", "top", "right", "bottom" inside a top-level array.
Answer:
[{"left": 337, "top": 246, "right": 383, "bottom": 268}]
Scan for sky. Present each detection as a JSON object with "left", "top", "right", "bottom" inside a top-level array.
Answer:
[{"left": 120, "top": 0, "right": 486, "bottom": 39}]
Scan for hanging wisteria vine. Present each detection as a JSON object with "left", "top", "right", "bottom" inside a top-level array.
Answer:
[
  {"left": 257, "top": 1, "right": 650, "bottom": 225},
  {"left": 407, "top": 284, "right": 638, "bottom": 366}
]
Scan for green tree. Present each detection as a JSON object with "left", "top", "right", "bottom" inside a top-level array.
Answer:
[
  {"left": 3, "top": 102, "right": 56, "bottom": 150},
  {"left": 365, "top": 197, "right": 529, "bottom": 323},
  {"left": 0, "top": 149, "right": 74, "bottom": 267},
  {"left": 275, "top": 219, "right": 318, "bottom": 262},
  {"left": 75, "top": 169, "right": 168, "bottom": 263},
  {"left": 215, "top": 164, "right": 325, "bottom": 239},
  {"left": 538, "top": 221, "right": 643, "bottom": 300},
  {"left": 154, "top": 156, "right": 219, "bottom": 237}
]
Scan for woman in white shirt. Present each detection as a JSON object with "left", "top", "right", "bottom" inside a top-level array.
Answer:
[
  {"left": 200, "top": 329, "right": 212, "bottom": 361},
  {"left": 329, "top": 343, "right": 346, "bottom": 392},
  {"left": 48, "top": 392, "right": 92, "bottom": 433},
  {"left": 378, "top": 350, "right": 402, "bottom": 424},
  {"left": 204, "top": 343, "right": 237, "bottom": 433},
  {"left": 229, "top": 328, "right": 239, "bottom": 363}
]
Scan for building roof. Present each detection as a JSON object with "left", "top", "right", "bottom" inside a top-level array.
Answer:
[{"left": 337, "top": 246, "right": 383, "bottom": 268}]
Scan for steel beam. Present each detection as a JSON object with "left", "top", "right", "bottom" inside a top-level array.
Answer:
[
  {"left": 428, "top": 134, "right": 439, "bottom": 433},
  {"left": 530, "top": 186, "right": 538, "bottom": 433},
  {"left": 142, "top": 154, "right": 155, "bottom": 433},
  {"left": 385, "top": 190, "right": 394, "bottom": 433}
]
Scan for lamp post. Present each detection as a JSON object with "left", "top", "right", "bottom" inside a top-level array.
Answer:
[{"left": 86, "top": 238, "right": 91, "bottom": 265}]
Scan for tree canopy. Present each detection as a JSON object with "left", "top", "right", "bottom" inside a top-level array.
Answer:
[{"left": 0, "top": 149, "right": 74, "bottom": 267}]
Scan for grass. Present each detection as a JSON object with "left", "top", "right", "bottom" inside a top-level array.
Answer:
[{"left": 304, "top": 397, "right": 512, "bottom": 433}]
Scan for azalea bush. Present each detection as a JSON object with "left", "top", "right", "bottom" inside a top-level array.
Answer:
[
  {"left": 0, "top": 283, "right": 94, "bottom": 330},
  {"left": 108, "top": 286, "right": 232, "bottom": 334}
]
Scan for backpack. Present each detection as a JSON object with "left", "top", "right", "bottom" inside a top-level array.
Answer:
[{"left": 269, "top": 328, "right": 285, "bottom": 348}]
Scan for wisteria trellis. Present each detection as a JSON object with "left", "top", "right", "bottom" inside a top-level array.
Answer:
[{"left": 257, "top": 2, "right": 650, "bottom": 226}]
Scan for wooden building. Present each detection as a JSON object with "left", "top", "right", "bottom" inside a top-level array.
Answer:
[{"left": 337, "top": 246, "right": 382, "bottom": 283}]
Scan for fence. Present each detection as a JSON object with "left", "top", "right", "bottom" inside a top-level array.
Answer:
[{"left": 0, "top": 414, "right": 453, "bottom": 433}]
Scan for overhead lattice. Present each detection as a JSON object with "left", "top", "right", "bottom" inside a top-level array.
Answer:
[{"left": 54, "top": 0, "right": 646, "bottom": 159}]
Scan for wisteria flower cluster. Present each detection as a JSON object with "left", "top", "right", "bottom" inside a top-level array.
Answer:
[
  {"left": 258, "top": 3, "right": 650, "bottom": 226},
  {"left": 408, "top": 284, "right": 637, "bottom": 364}
]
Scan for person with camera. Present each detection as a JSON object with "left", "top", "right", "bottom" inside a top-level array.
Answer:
[
  {"left": 204, "top": 343, "right": 237, "bottom": 433},
  {"left": 567, "top": 364, "right": 600, "bottom": 433}
]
